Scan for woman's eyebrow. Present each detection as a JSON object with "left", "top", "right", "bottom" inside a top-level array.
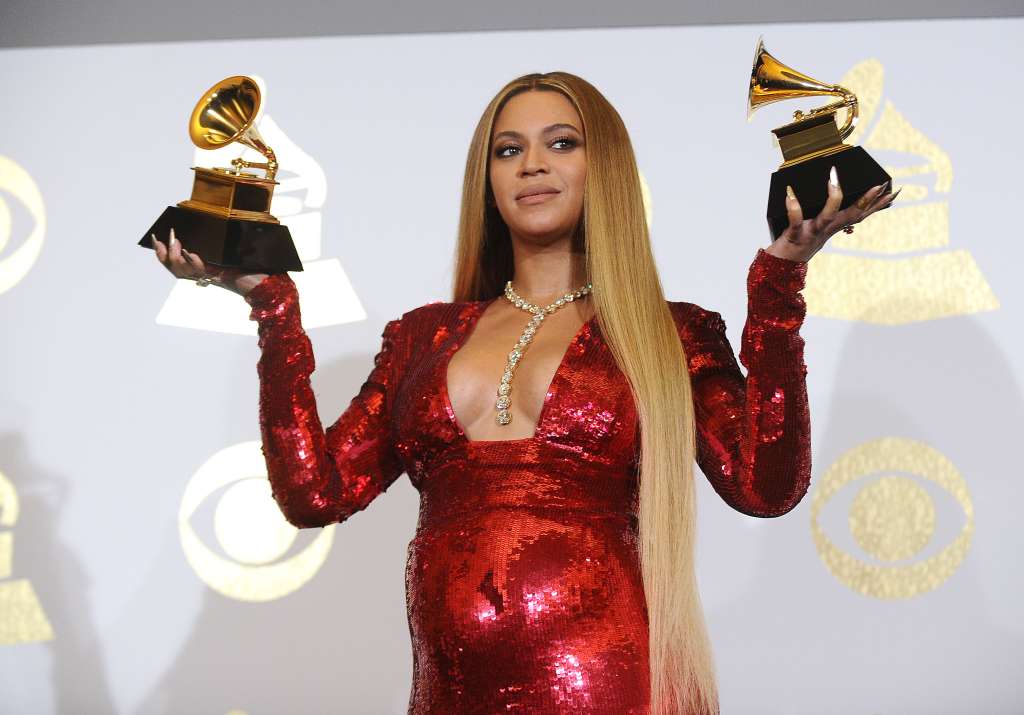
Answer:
[{"left": 492, "top": 123, "right": 582, "bottom": 142}]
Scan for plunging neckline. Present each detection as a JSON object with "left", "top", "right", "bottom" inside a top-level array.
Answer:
[{"left": 441, "top": 296, "right": 598, "bottom": 446}]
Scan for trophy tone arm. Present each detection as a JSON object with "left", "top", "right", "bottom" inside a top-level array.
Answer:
[
  {"left": 793, "top": 88, "right": 860, "bottom": 140},
  {"left": 230, "top": 151, "right": 279, "bottom": 181}
]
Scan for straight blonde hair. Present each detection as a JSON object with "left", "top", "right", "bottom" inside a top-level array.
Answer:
[{"left": 452, "top": 72, "right": 718, "bottom": 714}]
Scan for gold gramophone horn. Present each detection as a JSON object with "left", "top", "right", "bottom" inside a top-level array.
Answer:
[
  {"left": 187, "top": 75, "right": 278, "bottom": 180},
  {"left": 747, "top": 36, "right": 859, "bottom": 140}
]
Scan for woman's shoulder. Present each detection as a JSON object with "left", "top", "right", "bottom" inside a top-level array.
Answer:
[
  {"left": 396, "top": 298, "right": 481, "bottom": 325},
  {"left": 664, "top": 300, "right": 737, "bottom": 374},
  {"left": 386, "top": 298, "right": 484, "bottom": 349},
  {"left": 665, "top": 299, "right": 727, "bottom": 336}
]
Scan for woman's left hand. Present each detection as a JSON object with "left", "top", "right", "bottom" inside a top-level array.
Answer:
[{"left": 765, "top": 166, "right": 900, "bottom": 263}]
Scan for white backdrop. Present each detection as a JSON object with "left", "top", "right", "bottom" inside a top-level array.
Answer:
[{"left": 0, "top": 16, "right": 1021, "bottom": 714}]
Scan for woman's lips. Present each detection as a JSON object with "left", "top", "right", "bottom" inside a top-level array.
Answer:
[{"left": 516, "top": 190, "right": 560, "bottom": 205}]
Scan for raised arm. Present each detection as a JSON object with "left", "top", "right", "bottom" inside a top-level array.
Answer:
[
  {"left": 245, "top": 273, "right": 409, "bottom": 528},
  {"left": 674, "top": 247, "right": 811, "bottom": 517}
]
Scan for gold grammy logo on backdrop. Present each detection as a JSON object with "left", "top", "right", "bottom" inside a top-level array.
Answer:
[
  {"left": 0, "top": 469, "right": 54, "bottom": 645},
  {"left": 178, "top": 442, "right": 335, "bottom": 601},
  {"left": 810, "top": 437, "right": 973, "bottom": 599},
  {"left": 803, "top": 60, "right": 999, "bottom": 324},
  {"left": 0, "top": 156, "right": 46, "bottom": 296}
]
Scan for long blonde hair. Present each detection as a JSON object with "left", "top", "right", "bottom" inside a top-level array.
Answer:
[{"left": 451, "top": 72, "right": 718, "bottom": 714}]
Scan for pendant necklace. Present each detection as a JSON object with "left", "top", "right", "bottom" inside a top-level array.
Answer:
[{"left": 495, "top": 279, "right": 593, "bottom": 426}]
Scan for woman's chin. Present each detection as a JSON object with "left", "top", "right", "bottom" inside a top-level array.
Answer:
[
  {"left": 506, "top": 215, "right": 576, "bottom": 242},
  {"left": 510, "top": 226, "right": 574, "bottom": 244}
]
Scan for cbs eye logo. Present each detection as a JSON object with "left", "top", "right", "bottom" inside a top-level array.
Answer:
[
  {"left": 0, "top": 156, "right": 46, "bottom": 296},
  {"left": 810, "top": 437, "right": 974, "bottom": 599},
  {"left": 178, "top": 441, "right": 336, "bottom": 602}
]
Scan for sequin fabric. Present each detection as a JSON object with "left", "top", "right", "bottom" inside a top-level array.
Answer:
[{"left": 244, "top": 247, "right": 811, "bottom": 714}]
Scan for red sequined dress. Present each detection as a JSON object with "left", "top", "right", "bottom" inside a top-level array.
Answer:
[{"left": 244, "top": 247, "right": 811, "bottom": 714}]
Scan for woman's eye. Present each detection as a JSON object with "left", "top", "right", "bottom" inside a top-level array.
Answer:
[{"left": 493, "top": 136, "right": 577, "bottom": 157}]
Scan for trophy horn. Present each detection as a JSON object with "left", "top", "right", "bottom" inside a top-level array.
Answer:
[
  {"left": 187, "top": 75, "right": 278, "bottom": 180},
  {"left": 747, "top": 37, "right": 858, "bottom": 139}
]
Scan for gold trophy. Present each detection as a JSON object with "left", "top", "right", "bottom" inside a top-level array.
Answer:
[
  {"left": 138, "top": 75, "right": 303, "bottom": 272},
  {"left": 748, "top": 37, "right": 892, "bottom": 240}
]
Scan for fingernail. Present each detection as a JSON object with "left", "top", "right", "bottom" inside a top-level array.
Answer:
[
  {"left": 182, "top": 250, "right": 193, "bottom": 263},
  {"left": 170, "top": 227, "right": 177, "bottom": 245},
  {"left": 829, "top": 166, "right": 838, "bottom": 188},
  {"left": 786, "top": 185, "right": 796, "bottom": 200}
]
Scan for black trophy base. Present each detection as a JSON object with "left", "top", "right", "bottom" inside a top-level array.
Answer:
[
  {"left": 766, "top": 146, "right": 892, "bottom": 241},
  {"left": 138, "top": 206, "right": 303, "bottom": 273}
]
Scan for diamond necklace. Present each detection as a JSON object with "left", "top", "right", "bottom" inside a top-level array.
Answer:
[{"left": 495, "top": 279, "right": 594, "bottom": 426}]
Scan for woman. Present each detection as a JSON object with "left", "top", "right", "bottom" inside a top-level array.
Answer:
[{"left": 152, "top": 72, "right": 896, "bottom": 714}]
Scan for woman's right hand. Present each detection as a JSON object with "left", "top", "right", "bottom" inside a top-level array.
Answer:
[{"left": 151, "top": 227, "right": 270, "bottom": 297}]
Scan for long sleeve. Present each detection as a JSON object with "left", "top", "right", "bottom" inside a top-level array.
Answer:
[
  {"left": 244, "top": 273, "right": 409, "bottom": 528},
  {"left": 677, "top": 247, "right": 811, "bottom": 517}
]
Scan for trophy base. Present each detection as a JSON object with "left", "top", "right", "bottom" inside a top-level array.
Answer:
[
  {"left": 766, "top": 146, "right": 892, "bottom": 241},
  {"left": 138, "top": 205, "right": 303, "bottom": 273}
]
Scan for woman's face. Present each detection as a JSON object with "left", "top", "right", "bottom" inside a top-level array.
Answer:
[{"left": 488, "top": 89, "right": 587, "bottom": 245}]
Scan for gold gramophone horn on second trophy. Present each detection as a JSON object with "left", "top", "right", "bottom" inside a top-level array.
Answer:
[
  {"left": 746, "top": 37, "right": 891, "bottom": 240},
  {"left": 138, "top": 75, "right": 303, "bottom": 273},
  {"left": 748, "top": 37, "right": 860, "bottom": 167}
]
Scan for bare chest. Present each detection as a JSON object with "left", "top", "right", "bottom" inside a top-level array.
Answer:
[{"left": 445, "top": 303, "right": 594, "bottom": 442}]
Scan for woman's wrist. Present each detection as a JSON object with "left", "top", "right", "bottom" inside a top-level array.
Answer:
[
  {"left": 762, "top": 241, "right": 810, "bottom": 263},
  {"left": 219, "top": 272, "right": 271, "bottom": 297}
]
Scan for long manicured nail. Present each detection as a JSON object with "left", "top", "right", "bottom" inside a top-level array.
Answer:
[
  {"left": 182, "top": 250, "right": 193, "bottom": 263},
  {"left": 786, "top": 185, "right": 796, "bottom": 200},
  {"left": 170, "top": 227, "right": 177, "bottom": 245},
  {"left": 829, "top": 166, "right": 838, "bottom": 188}
]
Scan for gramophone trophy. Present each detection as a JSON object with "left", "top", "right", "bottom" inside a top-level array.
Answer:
[
  {"left": 138, "top": 75, "right": 303, "bottom": 272},
  {"left": 748, "top": 37, "right": 892, "bottom": 240}
]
